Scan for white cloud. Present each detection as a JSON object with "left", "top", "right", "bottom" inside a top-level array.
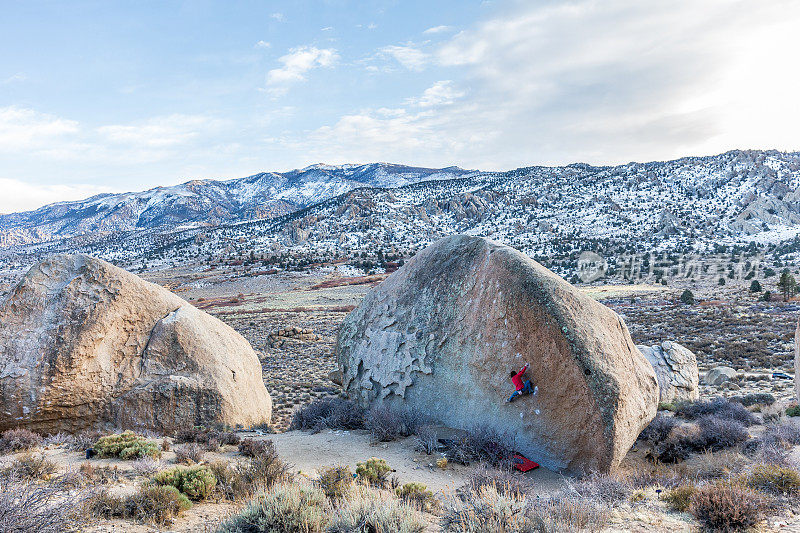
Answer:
[
  {"left": 423, "top": 25, "right": 453, "bottom": 34},
  {"left": 0, "top": 178, "right": 115, "bottom": 214},
  {"left": 0, "top": 106, "right": 79, "bottom": 150},
  {"left": 270, "top": 12, "right": 285, "bottom": 22},
  {"left": 97, "top": 114, "right": 218, "bottom": 148},
  {"left": 1, "top": 73, "right": 26, "bottom": 84},
  {"left": 378, "top": 44, "right": 429, "bottom": 71},
  {"left": 266, "top": 46, "right": 338, "bottom": 95},
  {"left": 299, "top": 0, "right": 800, "bottom": 169},
  {"left": 255, "top": 40, "right": 271, "bottom": 48},
  {"left": 406, "top": 80, "right": 465, "bottom": 107},
  {"left": 321, "top": 26, "right": 333, "bottom": 32}
]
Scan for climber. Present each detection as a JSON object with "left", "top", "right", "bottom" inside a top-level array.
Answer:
[{"left": 506, "top": 362, "right": 537, "bottom": 403}]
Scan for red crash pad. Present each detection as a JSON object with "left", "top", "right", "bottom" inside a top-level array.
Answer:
[{"left": 512, "top": 454, "right": 540, "bottom": 472}]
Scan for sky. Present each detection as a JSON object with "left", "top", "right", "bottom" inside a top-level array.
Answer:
[{"left": 1, "top": 0, "right": 800, "bottom": 214}]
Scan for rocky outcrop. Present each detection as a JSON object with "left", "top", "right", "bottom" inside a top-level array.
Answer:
[
  {"left": 0, "top": 254, "right": 272, "bottom": 434},
  {"left": 637, "top": 341, "right": 699, "bottom": 404},
  {"left": 336, "top": 235, "right": 658, "bottom": 474},
  {"left": 704, "top": 366, "right": 738, "bottom": 386}
]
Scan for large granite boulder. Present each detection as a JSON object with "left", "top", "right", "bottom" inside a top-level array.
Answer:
[
  {"left": 337, "top": 235, "right": 658, "bottom": 473},
  {"left": 0, "top": 254, "right": 272, "bottom": 434},
  {"left": 704, "top": 366, "right": 738, "bottom": 386},
  {"left": 637, "top": 341, "right": 699, "bottom": 404}
]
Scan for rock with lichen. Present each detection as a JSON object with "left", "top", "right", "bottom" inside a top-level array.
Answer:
[{"left": 336, "top": 235, "right": 658, "bottom": 474}]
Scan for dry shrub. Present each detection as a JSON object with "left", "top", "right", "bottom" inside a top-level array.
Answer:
[
  {"left": 415, "top": 424, "right": 439, "bottom": 455},
  {"left": 174, "top": 443, "right": 205, "bottom": 465},
  {"left": 317, "top": 465, "right": 353, "bottom": 500},
  {"left": 675, "top": 398, "right": 757, "bottom": 427},
  {"left": 730, "top": 393, "right": 776, "bottom": 407},
  {"left": 396, "top": 482, "right": 438, "bottom": 512},
  {"left": 42, "top": 432, "right": 75, "bottom": 448},
  {"left": 746, "top": 421, "right": 800, "bottom": 466},
  {"left": 638, "top": 413, "right": 679, "bottom": 444},
  {"left": 131, "top": 456, "right": 163, "bottom": 477},
  {"left": 447, "top": 426, "right": 516, "bottom": 469},
  {"left": 661, "top": 484, "right": 696, "bottom": 512},
  {"left": 624, "top": 461, "right": 686, "bottom": 490},
  {"left": 682, "top": 450, "right": 750, "bottom": 481},
  {"left": 329, "top": 486, "right": 428, "bottom": 533},
  {"left": 290, "top": 397, "right": 365, "bottom": 433},
  {"left": 175, "top": 427, "right": 240, "bottom": 447},
  {"left": 0, "top": 474, "right": 93, "bottom": 532},
  {"left": 746, "top": 464, "right": 800, "bottom": 495},
  {"left": 209, "top": 452, "right": 291, "bottom": 501},
  {"left": 466, "top": 463, "right": 526, "bottom": 497},
  {"left": 90, "top": 485, "right": 191, "bottom": 525},
  {"left": 527, "top": 494, "right": 607, "bottom": 533},
  {"left": 79, "top": 461, "right": 124, "bottom": 484},
  {"left": 216, "top": 483, "right": 327, "bottom": 533},
  {"left": 689, "top": 482, "right": 764, "bottom": 532},
  {"left": 4, "top": 452, "right": 58, "bottom": 480},
  {"left": 571, "top": 473, "right": 631, "bottom": 504},
  {"left": 238, "top": 438, "right": 276, "bottom": 458},
  {"left": 0, "top": 428, "right": 43, "bottom": 454},
  {"left": 441, "top": 485, "right": 606, "bottom": 533},
  {"left": 69, "top": 431, "right": 102, "bottom": 452},
  {"left": 652, "top": 416, "right": 749, "bottom": 463},
  {"left": 366, "top": 405, "right": 423, "bottom": 442}
]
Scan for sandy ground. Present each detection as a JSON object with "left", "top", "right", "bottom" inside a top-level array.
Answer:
[{"left": 254, "top": 429, "right": 566, "bottom": 496}]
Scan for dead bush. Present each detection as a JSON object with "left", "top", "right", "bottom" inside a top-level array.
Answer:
[
  {"left": 689, "top": 482, "right": 764, "bottom": 531},
  {"left": 661, "top": 484, "right": 696, "bottom": 512},
  {"left": 572, "top": 473, "right": 632, "bottom": 504},
  {"left": 366, "top": 405, "right": 423, "bottom": 442},
  {"left": 638, "top": 413, "right": 679, "bottom": 444},
  {"left": 175, "top": 427, "right": 240, "bottom": 447},
  {"left": 447, "top": 425, "right": 516, "bottom": 469},
  {"left": 0, "top": 428, "right": 43, "bottom": 454},
  {"left": 0, "top": 474, "right": 93, "bottom": 532},
  {"left": 289, "top": 397, "right": 365, "bottom": 432},
  {"left": 415, "top": 424, "right": 439, "bottom": 455},
  {"left": 675, "top": 398, "right": 757, "bottom": 427},
  {"left": 209, "top": 452, "right": 291, "bottom": 501},
  {"left": 465, "top": 463, "right": 526, "bottom": 497},
  {"left": 174, "top": 443, "right": 205, "bottom": 465},
  {"left": 238, "top": 438, "right": 276, "bottom": 458},
  {"left": 79, "top": 461, "right": 124, "bottom": 484},
  {"left": 89, "top": 485, "right": 191, "bottom": 525},
  {"left": 4, "top": 452, "right": 58, "bottom": 480},
  {"left": 693, "top": 415, "right": 750, "bottom": 451},
  {"left": 747, "top": 464, "right": 800, "bottom": 495}
]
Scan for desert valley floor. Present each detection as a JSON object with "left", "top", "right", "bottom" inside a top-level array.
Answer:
[{"left": 3, "top": 260, "right": 800, "bottom": 532}]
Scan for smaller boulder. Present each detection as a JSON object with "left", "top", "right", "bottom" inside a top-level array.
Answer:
[
  {"left": 705, "top": 366, "right": 738, "bottom": 386},
  {"left": 328, "top": 370, "right": 343, "bottom": 386},
  {"left": 637, "top": 341, "right": 699, "bottom": 403}
]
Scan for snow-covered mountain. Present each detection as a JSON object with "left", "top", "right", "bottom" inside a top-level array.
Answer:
[
  {"left": 0, "top": 163, "right": 475, "bottom": 247},
  {"left": 4, "top": 150, "right": 800, "bottom": 278}
]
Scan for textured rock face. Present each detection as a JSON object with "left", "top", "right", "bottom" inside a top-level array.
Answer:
[
  {"left": 637, "top": 341, "right": 699, "bottom": 404},
  {"left": 704, "top": 366, "right": 738, "bottom": 386},
  {"left": 337, "top": 235, "right": 658, "bottom": 473},
  {"left": 0, "top": 254, "right": 272, "bottom": 434}
]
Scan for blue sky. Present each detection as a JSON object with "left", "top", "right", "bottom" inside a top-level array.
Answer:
[{"left": 1, "top": 0, "right": 799, "bottom": 213}]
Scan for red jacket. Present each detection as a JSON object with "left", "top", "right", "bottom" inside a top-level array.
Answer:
[{"left": 511, "top": 364, "right": 529, "bottom": 391}]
